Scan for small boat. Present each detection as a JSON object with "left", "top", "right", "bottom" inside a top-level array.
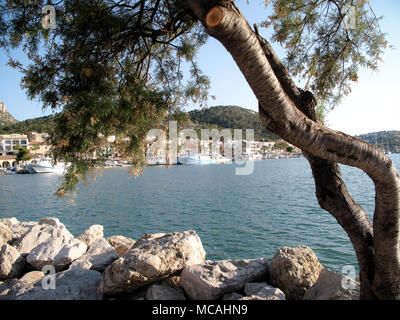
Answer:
[
  {"left": 178, "top": 154, "right": 216, "bottom": 165},
  {"left": 29, "top": 158, "right": 69, "bottom": 174},
  {"left": 213, "top": 154, "right": 232, "bottom": 164}
]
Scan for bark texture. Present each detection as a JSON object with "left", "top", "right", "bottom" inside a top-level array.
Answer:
[{"left": 185, "top": 0, "right": 400, "bottom": 299}]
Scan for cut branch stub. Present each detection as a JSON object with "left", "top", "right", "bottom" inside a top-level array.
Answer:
[{"left": 205, "top": 6, "right": 225, "bottom": 28}]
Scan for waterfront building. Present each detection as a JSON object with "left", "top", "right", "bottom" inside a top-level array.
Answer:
[{"left": 0, "top": 134, "right": 29, "bottom": 156}]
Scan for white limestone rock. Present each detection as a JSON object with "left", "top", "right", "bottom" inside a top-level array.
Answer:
[
  {"left": 303, "top": 268, "right": 360, "bottom": 300},
  {"left": 19, "top": 271, "right": 44, "bottom": 284},
  {"left": 68, "top": 259, "right": 93, "bottom": 271},
  {"left": 0, "top": 217, "right": 19, "bottom": 228},
  {"left": 269, "top": 246, "right": 323, "bottom": 300},
  {"left": 8, "top": 222, "right": 36, "bottom": 244},
  {"left": 53, "top": 238, "right": 88, "bottom": 270},
  {"left": 179, "top": 258, "right": 269, "bottom": 300},
  {"left": 73, "top": 238, "right": 118, "bottom": 272},
  {"left": 14, "top": 219, "right": 73, "bottom": 255},
  {"left": 26, "top": 238, "right": 66, "bottom": 270},
  {"left": 76, "top": 225, "right": 104, "bottom": 247},
  {"left": 99, "top": 230, "right": 206, "bottom": 295},
  {"left": 6, "top": 268, "right": 103, "bottom": 300},
  {"left": 244, "top": 282, "right": 286, "bottom": 300},
  {"left": 0, "top": 223, "right": 12, "bottom": 245},
  {"left": 0, "top": 244, "right": 26, "bottom": 280},
  {"left": 107, "top": 235, "right": 136, "bottom": 256}
]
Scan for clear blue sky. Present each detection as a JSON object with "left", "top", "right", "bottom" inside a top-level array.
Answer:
[{"left": 0, "top": 0, "right": 399, "bottom": 136}]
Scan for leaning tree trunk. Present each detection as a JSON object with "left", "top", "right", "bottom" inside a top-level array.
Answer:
[{"left": 186, "top": 0, "right": 400, "bottom": 299}]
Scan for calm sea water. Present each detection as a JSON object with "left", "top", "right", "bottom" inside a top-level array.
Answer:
[{"left": 1, "top": 155, "right": 399, "bottom": 273}]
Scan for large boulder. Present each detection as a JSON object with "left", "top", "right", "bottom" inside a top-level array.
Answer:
[
  {"left": 99, "top": 231, "right": 206, "bottom": 295},
  {"left": 0, "top": 244, "right": 26, "bottom": 280},
  {"left": 269, "top": 246, "right": 323, "bottom": 300},
  {"left": 76, "top": 225, "right": 104, "bottom": 247},
  {"left": 73, "top": 238, "right": 118, "bottom": 272},
  {"left": 0, "top": 223, "right": 12, "bottom": 245},
  {"left": 0, "top": 217, "right": 19, "bottom": 229},
  {"left": 8, "top": 221, "right": 37, "bottom": 244},
  {"left": 13, "top": 218, "right": 73, "bottom": 255},
  {"left": 244, "top": 282, "right": 286, "bottom": 300},
  {"left": 146, "top": 280, "right": 186, "bottom": 300},
  {"left": 179, "top": 258, "right": 269, "bottom": 300},
  {"left": 303, "top": 268, "right": 360, "bottom": 300},
  {"left": 6, "top": 268, "right": 103, "bottom": 300},
  {"left": 26, "top": 238, "right": 66, "bottom": 270},
  {"left": 19, "top": 271, "right": 44, "bottom": 284},
  {"left": 107, "top": 235, "right": 136, "bottom": 256},
  {"left": 53, "top": 238, "right": 88, "bottom": 271}
]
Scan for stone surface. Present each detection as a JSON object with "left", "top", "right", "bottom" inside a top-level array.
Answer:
[
  {"left": 19, "top": 271, "right": 44, "bottom": 283},
  {"left": 269, "top": 246, "right": 323, "bottom": 300},
  {"left": 99, "top": 231, "right": 206, "bottom": 295},
  {"left": 8, "top": 222, "right": 36, "bottom": 243},
  {"left": 303, "top": 268, "right": 360, "bottom": 300},
  {"left": 0, "top": 223, "right": 12, "bottom": 245},
  {"left": 0, "top": 244, "right": 26, "bottom": 280},
  {"left": 179, "top": 258, "right": 269, "bottom": 300},
  {"left": 73, "top": 238, "right": 118, "bottom": 272},
  {"left": 146, "top": 281, "right": 186, "bottom": 300},
  {"left": 0, "top": 278, "right": 19, "bottom": 297},
  {"left": 107, "top": 235, "right": 136, "bottom": 256},
  {"left": 222, "top": 292, "right": 244, "bottom": 300},
  {"left": 69, "top": 259, "right": 92, "bottom": 270},
  {"left": 244, "top": 282, "right": 286, "bottom": 300},
  {"left": 14, "top": 219, "right": 73, "bottom": 255},
  {"left": 53, "top": 238, "right": 88, "bottom": 270},
  {"left": 0, "top": 217, "right": 19, "bottom": 229},
  {"left": 26, "top": 238, "right": 66, "bottom": 270},
  {"left": 6, "top": 268, "right": 103, "bottom": 300},
  {"left": 76, "top": 225, "right": 104, "bottom": 247}
]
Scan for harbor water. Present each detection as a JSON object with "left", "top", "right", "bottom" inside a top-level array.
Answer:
[{"left": 1, "top": 155, "right": 398, "bottom": 273}]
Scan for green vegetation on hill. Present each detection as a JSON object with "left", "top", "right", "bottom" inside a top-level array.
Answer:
[
  {"left": 0, "top": 114, "right": 57, "bottom": 134},
  {"left": 357, "top": 131, "right": 400, "bottom": 153},
  {"left": 188, "top": 106, "right": 278, "bottom": 141}
]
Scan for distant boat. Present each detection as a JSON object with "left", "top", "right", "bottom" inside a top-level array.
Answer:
[
  {"left": 213, "top": 154, "right": 232, "bottom": 164},
  {"left": 178, "top": 154, "right": 216, "bottom": 165},
  {"left": 29, "top": 158, "right": 69, "bottom": 174}
]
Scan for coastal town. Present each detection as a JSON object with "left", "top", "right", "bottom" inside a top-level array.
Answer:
[{"left": 0, "top": 130, "right": 302, "bottom": 174}]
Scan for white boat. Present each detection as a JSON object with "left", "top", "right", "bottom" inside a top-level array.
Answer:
[
  {"left": 178, "top": 154, "right": 216, "bottom": 165},
  {"left": 145, "top": 155, "right": 167, "bottom": 165},
  {"left": 29, "top": 158, "right": 69, "bottom": 173},
  {"left": 213, "top": 154, "right": 232, "bottom": 164}
]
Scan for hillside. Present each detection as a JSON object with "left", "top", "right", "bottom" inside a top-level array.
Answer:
[
  {"left": 188, "top": 105, "right": 278, "bottom": 141},
  {"left": 0, "top": 102, "right": 18, "bottom": 127},
  {"left": 2, "top": 104, "right": 399, "bottom": 151},
  {"left": 356, "top": 131, "right": 400, "bottom": 153},
  {"left": 0, "top": 114, "right": 56, "bottom": 134}
]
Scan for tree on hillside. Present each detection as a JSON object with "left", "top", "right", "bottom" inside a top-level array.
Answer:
[{"left": 0, "top": 0, "right": 397, "bottom": 299}]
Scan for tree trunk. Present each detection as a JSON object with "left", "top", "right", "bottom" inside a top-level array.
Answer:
[
  {"left": 186, "top": 1, "right": 400, "bottom": 299},
  {"left": 254, "top": 31, "right": 377, "bottom": 299}
]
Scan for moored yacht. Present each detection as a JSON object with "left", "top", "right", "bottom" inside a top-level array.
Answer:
[
  {"left": 29, "top": 158, "right": 69, "bottom": 173},
  {"left": 178, "top": 154, "right": 216, "bottom": 165}
]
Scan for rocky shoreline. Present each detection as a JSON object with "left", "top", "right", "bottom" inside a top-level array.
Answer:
[{"left": 0, "top": 217, "right": 359, "bottom": 300}]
